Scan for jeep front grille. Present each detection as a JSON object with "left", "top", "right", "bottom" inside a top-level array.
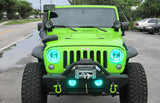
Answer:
[{"left": 63, "top": 50, "right": 107, "bottom": 68}]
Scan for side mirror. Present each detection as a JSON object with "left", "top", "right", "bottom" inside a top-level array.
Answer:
[
  {"left": 121, "top": 22, "right": 129, "bottom": 36},
  {"left": 121, "top": 22, "right": 129, "bottom": 31},
  {"left": 38, "top": 23, "right": 42, "bottom": 31}
]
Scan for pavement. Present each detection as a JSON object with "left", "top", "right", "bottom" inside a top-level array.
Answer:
[
  {"left": 0, "top": 30, "right": 160, "bottom": 103},
  {"left": 0, "top": 21, "right": 41, "bottom": 50}
]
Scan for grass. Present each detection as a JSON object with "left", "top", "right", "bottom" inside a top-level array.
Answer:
[
  {"left": 0, "top": 20, "right": 8, "bottom": 23},
  {"left": 4, "top": 18, "right": 42, "bottom": 25}
]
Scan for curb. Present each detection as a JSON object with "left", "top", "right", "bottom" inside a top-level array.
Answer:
[{"left": 0, "top": 33, "right": 33, "bottom": 52}]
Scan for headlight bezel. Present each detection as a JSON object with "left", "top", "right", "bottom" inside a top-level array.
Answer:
[
  {"left": 110, "top": 49, "right": 124, "bottom": 63},
  {"left": 47, "top": 49, "right": 61, "bottom": 63}
]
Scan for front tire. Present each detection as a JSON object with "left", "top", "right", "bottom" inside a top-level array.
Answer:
[
  {"left": 21, "top": 62, "right": 47, "bottom": 103},
  {"left": 120, "top": 63, "right": 148, "bottom": 103},
  {"left": 153, "top": 29, "right": 159, "bottom": 35}
]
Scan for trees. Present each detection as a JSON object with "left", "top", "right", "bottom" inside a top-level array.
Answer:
[
  {"left": 5, "top": 0, "right": 19, "bottom": 19},
  {"left": 0, "top": 0, "right": 7, "bottom": 20},
  {"left": 18, "top": 1, "right": 33, "bottom": 19},
  {"left": 33, "top": 9, "right": 40, "bottom": 16},
  {"left": 0, "top": 0, "right": 34, "bottom": 19},
  {"left": 136, "top": 0, "right": 160, "bottom": 18}
]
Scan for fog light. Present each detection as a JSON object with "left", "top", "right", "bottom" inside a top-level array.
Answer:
[
  {"left": 116, "top": 64, "right": 122, "bottom": 70},
  {"left": 95, "top": 79, "right": 103, "bottom": 87},
  {"left": 68, "top": 80, "right": 77, "bottom": 87},
  {"left": 49, "top": 65, "right": 54, "bottom": 70}
]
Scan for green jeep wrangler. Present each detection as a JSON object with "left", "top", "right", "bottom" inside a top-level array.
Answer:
[{"left": 21, "top": 5, "right": 148, "bottom": 103}]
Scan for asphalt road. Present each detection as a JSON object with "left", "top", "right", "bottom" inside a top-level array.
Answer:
[
  {"left": 0, "top": 30, "right": 160, "bottom": 103},
  {"left": 0, "top": 21, "right": 41, "bottom": 50}
]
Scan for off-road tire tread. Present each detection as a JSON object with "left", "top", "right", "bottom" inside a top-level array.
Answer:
[
  {"left": 120, "top": 62, "right": 148, "bottom": 103},
  {"left": 21, "top": 62, "right": 47, "bottom": 103}
]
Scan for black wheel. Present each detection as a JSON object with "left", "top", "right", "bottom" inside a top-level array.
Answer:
[
  {"left": 153, "top": 29, "right": 159, "bottom": 35},
  {"left": 120, "top": 63, "right": 148, "bottom": 103},
  {"left": 21, "top": 62, "right": 47, "bottom": 103}
]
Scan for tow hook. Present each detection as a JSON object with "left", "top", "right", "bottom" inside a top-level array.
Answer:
[
  {"left": 110, "top": 82, "right": 118, "bottom": 97},
  {"left": 53, "top": 82, "right": 62, "bottom": 97}
]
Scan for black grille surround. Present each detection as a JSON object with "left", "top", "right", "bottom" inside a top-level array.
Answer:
[{"left": 63, "top": 50, "right": 107, "bottom": 68}]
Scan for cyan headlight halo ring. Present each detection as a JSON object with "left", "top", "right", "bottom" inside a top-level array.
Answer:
[
  {"left": 110, "top": 49, "right": 123, "bottom": 63},
  {"left": 47, "top": 49, "right": 60, "bottom": 63}
]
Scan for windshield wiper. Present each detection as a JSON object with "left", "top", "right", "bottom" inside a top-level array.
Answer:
[
  {"left": 66, "top": 26, "right": 77, "bottom": 31},
  {"left": 53, "top": 25, "right": 77, "bottom": 31},
  {"left": 95, "top": 26, "right": 108, "bottom": 32},
  {"left": 78, "top": 26, "right": 107, "bottom": 32}
]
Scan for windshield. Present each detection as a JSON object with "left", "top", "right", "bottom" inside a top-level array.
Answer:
[
  {"left": 50, "top": 8, "right": 117, "bottom": 28},
  {"left": 140, "top": 18, "right": 149, "bottom": 22}
]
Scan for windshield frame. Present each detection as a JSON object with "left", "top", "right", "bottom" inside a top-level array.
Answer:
[{"left": 50, "top": 7, "right": 118, "bottom": 28}]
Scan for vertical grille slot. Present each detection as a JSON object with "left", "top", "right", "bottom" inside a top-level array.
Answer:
[
  {"left": 97, "top": 51, "right": 101, "bottom": 63},
  {"left": 63, "top": 51, "right": 67, "bottom": 68},
  {"left": 70, "top": 51, "right": 74, "bottom": 64},
  {"left": 90, "top": 51, "right": 94, "bottom": 61},
  {"left": 83, "top": 51, "right": 87, "bottom": 58},
  {"left": 103, "top": 51, "right": 107, "bottom": 68},
  {"left": 63, "top": 50, "right": 108, "bottom": 69},
  {"left": 77, "top": 51, "right": 80, "bottom": 61}
]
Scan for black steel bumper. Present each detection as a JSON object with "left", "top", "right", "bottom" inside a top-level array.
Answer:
[{"left": 42, "top": 60, "right": 128, "bottom": 95}]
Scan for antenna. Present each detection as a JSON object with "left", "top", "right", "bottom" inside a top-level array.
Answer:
[
  {"left": 51, "top": 0, "right": 53, "bottom": 4},
  {"left": 40, "top": 0, "right": 41, "bottom": 18},
  {"left": 116, "top": 3, "right": 129, "bottom": 22},
  {"left": 119, "top": 7, "right": 129, "bottom": 22}
]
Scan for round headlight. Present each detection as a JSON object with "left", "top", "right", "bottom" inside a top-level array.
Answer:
[
  {"left": 47, "top": 49, "right": 60, "bottom": 63},
  {"left": 110, "top": 49, "right": 123, "bottom": 63}
]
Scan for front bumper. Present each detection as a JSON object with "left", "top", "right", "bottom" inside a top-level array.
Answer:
[{"left": 42, "top": 60, "right": 128, "bottom": 95}]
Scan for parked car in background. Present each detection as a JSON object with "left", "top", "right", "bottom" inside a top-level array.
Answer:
[
  {"left": 29, "top": 15, "right": 35, "bottom": 19},
  {"left": 134, "top": 18, "right": 160, "bottom": 32},
  {"left": 34, "top": 15, "right": 40, "bottom": 18},
  {"left": 134, "top": 18, "right": 149, "bottom": 31}
]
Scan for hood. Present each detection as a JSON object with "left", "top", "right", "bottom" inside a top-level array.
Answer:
[{"left": 47, "top": 28, "right": 123, "bottom": 47}]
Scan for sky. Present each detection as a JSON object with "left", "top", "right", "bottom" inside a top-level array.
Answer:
[
  {"left": 26, "top": 0, "right": 70, "bottom": 9},
  {"left": 26, "top": 0, "right": 146, "bottom": 10}
]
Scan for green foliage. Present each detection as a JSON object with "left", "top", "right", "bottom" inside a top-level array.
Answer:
[
  {"left": 0, "top": 0, "right": 34, "bottom": 19},
  {"left": 136, "top": 0, "right": 160, "bottom": 18},
  {"left": 33, "top": 9, "right": 40, "bottom": 15},
  {"left": 0, "top": 0, "right": 7, "bottom": 19},
  {"left": 0, "top": 20, "right": 7, "bottom": 23},
  {"left": 18, "top": 1, "right": 33, "bottom": 19},
  {"left": 4, "top": 18, "right": 42, "bottom": 25},
  {"left": 0, "top": 13, "right": 4, "bottom": 20},
  {"left": 5, "top": 0, "right": 19, "bottom": 19},
  {"left": 129, "top": 22, "right": 136, "bottom": 30}
]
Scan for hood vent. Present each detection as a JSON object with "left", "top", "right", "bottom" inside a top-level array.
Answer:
[{"left": 79, "top": 29, "right": 98, "bottom": 32}]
